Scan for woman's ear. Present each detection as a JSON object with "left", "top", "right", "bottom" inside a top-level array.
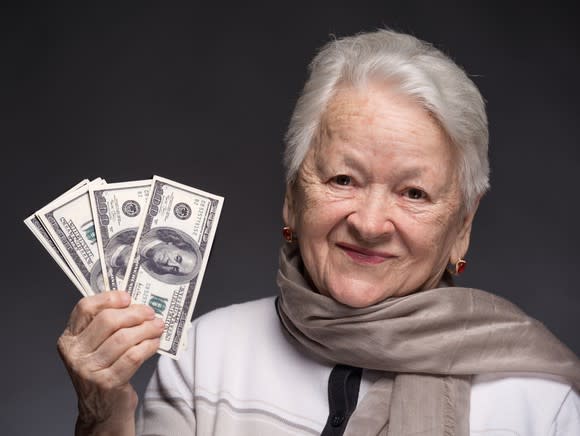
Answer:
[
  {"left": 450, "top": 197, "right": 481, "bottom": 263},
  {"left": 282, "top": 184, "right": 296, "bottom": 228}
]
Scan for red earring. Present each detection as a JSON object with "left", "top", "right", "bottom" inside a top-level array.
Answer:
[
  {"left": 454, "top": 259, "right": 467, "bottom": 275},
  {"left": 282, "top": 226, "right": 294, "bottom": 242}
]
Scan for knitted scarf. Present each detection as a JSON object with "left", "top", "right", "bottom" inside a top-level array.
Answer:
[{"left": 276, "top": 245, "right": 580, "bottom": 435}]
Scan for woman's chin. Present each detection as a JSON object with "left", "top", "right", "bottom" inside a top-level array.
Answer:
[{"left": 326, "top": 284, "right": 392, "bottom": 308}]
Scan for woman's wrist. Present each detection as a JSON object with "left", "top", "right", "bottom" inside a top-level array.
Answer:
[
  {"left": 75, "top": 391, "right": 137, "bottom": 436},
  {"left": 75, "top": 411, "right": 135, "bottom": 436}
]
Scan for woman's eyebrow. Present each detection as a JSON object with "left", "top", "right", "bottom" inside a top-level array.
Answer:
[
  {"left": 341, "top": 155, "right": 366, "bottom": 173},
  {"left": 342, "top": 155, "right": 426, "bottom": 180},
  {"left": 396, "top": 167, "right": 424, "bottom": 180}
]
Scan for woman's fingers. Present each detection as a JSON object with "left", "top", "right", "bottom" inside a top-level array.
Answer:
[
  {"left": 90, "top": 318, "right": 164, "bottom": 370},
  {"left": 57, "top": 291, "right": 163, "bottom": 431},
  {"left": 78, "top": 304, "right": 156, "bottom": 353},
  {"left": 67, "top": 291, "right": 131, "bottom": 335},
  {"left": 101, "top": 337, "right": 162, "bottom": 388}
]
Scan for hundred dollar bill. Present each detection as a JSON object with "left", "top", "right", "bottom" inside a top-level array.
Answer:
[
  {"left": 89, "top": 180, "right": 152, "bottom": 291},
  {"left": 38, "top": 179, "right": 105, "bottom": 295},
  {"left": 24, "top": 179, "right": 90, "bottom": 296},
  {"left": 123, "top": 175, "right": 223, "bottom": 359}
]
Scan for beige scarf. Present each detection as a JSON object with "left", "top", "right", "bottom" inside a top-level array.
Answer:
[{"left": 276, "top": 245, "right": 580, "bottom": 435}]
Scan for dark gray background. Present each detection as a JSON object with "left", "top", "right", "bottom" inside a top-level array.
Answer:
[{"left": 1, "top": 3, "right": 578, "bottom": 434}]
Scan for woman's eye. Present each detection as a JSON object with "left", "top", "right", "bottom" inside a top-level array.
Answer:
[
  {"left": 333, "top": 175, "right": 352, "bottom": 186},
  {"left": 405, "top": 188, "right": 427, "bottom": 200}
]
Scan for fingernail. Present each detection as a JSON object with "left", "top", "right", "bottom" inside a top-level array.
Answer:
[{"left": 154, "top": 317, "right": 165, "bottom": 328}]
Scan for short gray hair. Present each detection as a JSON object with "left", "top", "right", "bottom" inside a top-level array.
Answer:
[{"left": 284, "top": 29, "right": 489, "bottom": 212}]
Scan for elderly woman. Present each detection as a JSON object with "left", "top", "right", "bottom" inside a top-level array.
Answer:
[{"left": 58, "top": 29, "right": 580, "bottom": 435}]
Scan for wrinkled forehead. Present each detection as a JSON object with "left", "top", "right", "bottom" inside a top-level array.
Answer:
[
  {"left": 320, "top": 81, "right": 448, "bottom": 144},
  {"left": 312, "top": 83, "right": 455, "bottom": 167}
]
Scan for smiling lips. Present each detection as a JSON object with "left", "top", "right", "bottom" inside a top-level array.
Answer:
[{"left": 336, "top": 242, "right": 394, "bottom": 264}]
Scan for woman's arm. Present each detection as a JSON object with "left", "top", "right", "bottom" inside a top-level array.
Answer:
[{"left": 57, "top": 291, "right": 164, "bottom": 436}]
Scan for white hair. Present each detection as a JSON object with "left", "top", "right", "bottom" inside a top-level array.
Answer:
[{"left": 284, "top": 29, "right": 489, "bottom": 212}]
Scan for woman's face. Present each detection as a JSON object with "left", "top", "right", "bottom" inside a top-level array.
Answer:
[{"left": 284, "top": 82, "right": 478, "bottom": 308}]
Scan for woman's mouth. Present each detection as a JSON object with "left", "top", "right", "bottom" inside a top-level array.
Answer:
[{"left": 336, "top": 243, "right": 394, "bottom": 265}]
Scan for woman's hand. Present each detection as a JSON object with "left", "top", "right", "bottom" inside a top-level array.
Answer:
[{"left": 57, "top": 291, "right": 164, "bottom": 436}]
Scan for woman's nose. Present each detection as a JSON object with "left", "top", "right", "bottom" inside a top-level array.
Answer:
[{"left": 346, "top": 190, "right": 395, "bottom": 241}]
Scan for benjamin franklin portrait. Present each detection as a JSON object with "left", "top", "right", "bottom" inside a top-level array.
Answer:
[{"left": 137, "top": 227, "right": 201, "bottom": 285}]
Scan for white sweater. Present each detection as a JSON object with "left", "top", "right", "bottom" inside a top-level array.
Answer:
[{"left": 138, "top": 297, "right": 579, "bottom": 435}]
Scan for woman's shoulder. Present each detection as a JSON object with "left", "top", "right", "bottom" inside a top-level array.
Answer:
[
  {"left": 194, "top": 296, "right": 278, "bottom": 322},
  {"left": 188, "top": 296, "right": 283, "bottom": 356},
  {"left": 192, "top": 296, "right": 279, "bottom": 334},
  {"left": 148, "top": 296, "right": 284, "bottom": 396},
  {"left": 470, "top": 372, "right": 579, "bottom": 435}
]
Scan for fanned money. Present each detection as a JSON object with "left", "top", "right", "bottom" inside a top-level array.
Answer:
[
  {"left": 123, "top": 175, "right": 224, "bottom": 359},
  {"left": 24, "top": 179, "right": 91, "bottom": 296},
  {"left": 37, "top": 179, "right": 105, "bottom": 295},
  {"left": 24, "top": 175, "right": 223, "bottom": 359},
  {"left": 89, "top": 180, "right": 151, "bottom": 291}
]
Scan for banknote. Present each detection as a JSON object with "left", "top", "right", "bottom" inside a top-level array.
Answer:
[
  {"left": 123, "top": 175, "right": 224, "bottom": 358},
  {"left": 24, "top": 179, "right": 91, "bottom": 296},
  {"left": 89, "top": 180, "right": 152, "bottom": 291},
  {"left": 37, "top": 179, "right": 105, "bottom": 295}
]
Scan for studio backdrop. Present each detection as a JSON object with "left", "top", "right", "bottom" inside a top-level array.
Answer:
[{"left": 1, "top": 3, "right": 578, "bottom": 435}]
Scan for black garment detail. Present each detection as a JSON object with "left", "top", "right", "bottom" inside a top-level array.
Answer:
[
  {"left": 274, "top": 296, "right": 281, "bottom": 320},
  {"left": 320, "top": 364, "right": 363, "bottom": 436}
]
